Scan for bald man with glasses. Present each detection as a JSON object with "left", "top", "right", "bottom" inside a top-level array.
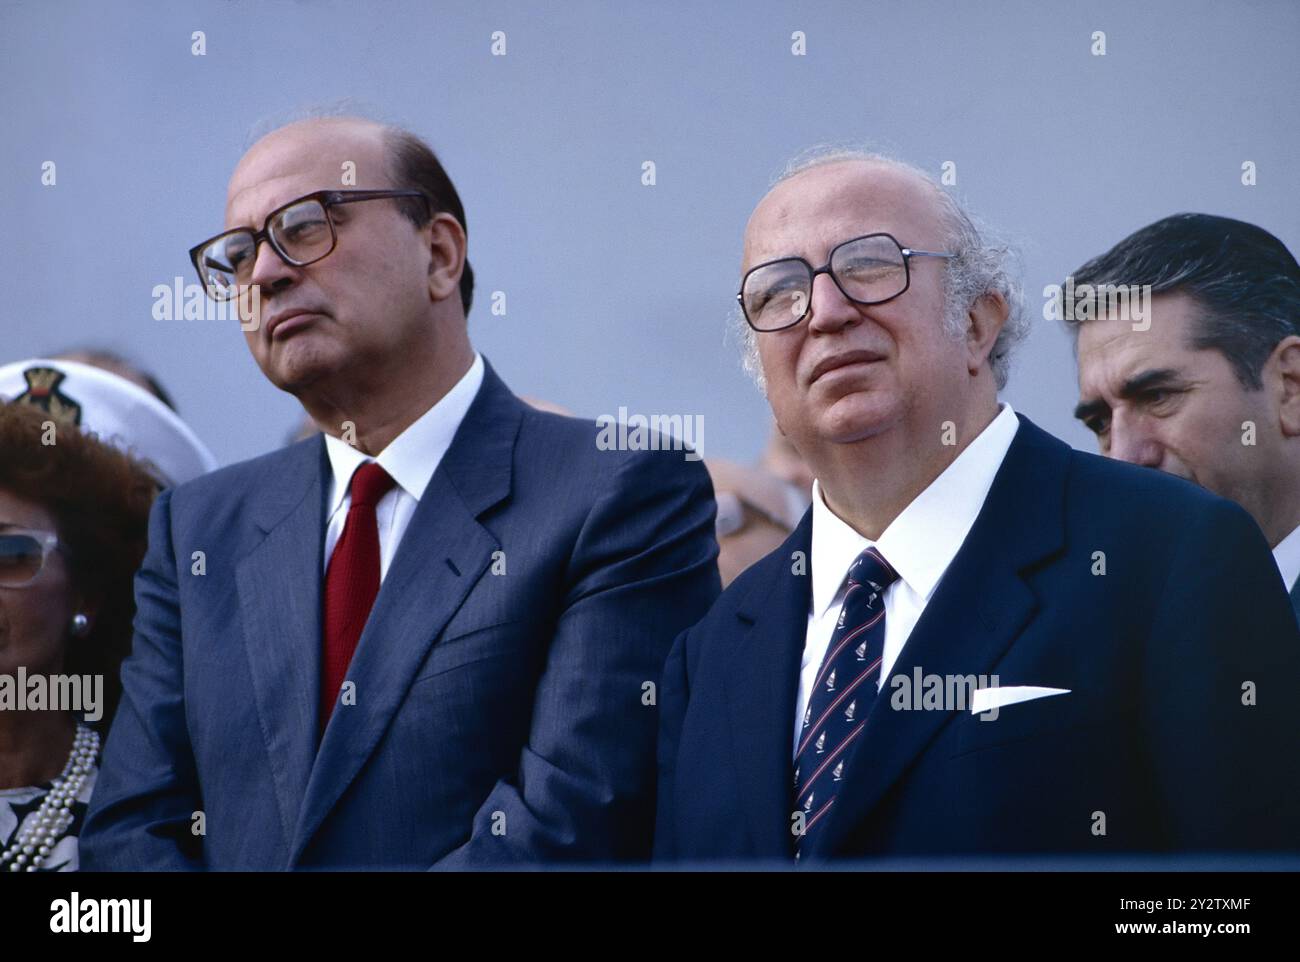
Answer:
[
  {"left": 81, "top": 117, "right": 720, "bottom": 870},
  {"left": 655, "top": 150, "right": 1300, "bottom": 864}
]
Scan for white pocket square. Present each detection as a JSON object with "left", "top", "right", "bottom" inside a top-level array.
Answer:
[{"left": 969, "top": 686, "right": 1070, "bottom": 714}]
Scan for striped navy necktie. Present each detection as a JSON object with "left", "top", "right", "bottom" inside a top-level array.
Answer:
[{"left": 793, "top": 546, "right": 899, "bottom": 858}]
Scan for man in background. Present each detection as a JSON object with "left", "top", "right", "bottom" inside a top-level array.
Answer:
[
  {"left": 1068, "top": 213, "right": 1300, "bottom": 617},
  {"left": 709, "top": 422, "right": 812, "bottom": 586}
]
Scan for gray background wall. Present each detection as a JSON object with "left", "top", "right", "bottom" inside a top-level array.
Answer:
[{"left": 2, "top": 0, "right": 1296, "bottom": 467}]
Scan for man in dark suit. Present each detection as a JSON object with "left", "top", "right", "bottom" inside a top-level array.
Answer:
[
  {"left": 654, "top": 150, "right": 1300, "bottom": 864},
  {"left": 80, "top": 116, "right": 719, "bottom": 869},
  {"left": 1067, "top": 214, "right": 1300, "bottom": 622}
]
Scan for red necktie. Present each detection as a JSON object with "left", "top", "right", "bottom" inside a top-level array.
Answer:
[{"left": 321, "top": 461, "right": 396, "bottom": 732}]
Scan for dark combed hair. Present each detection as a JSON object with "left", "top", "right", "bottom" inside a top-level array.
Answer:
[
  {"left": 1066, "top": 213, "right": 1300, "bottom": 389},
  {"left": 383, "top": 127, "right": 475, "bottom": 317},
  {"left": 0, "top": 402, "right": 158, "bottom": 732}
]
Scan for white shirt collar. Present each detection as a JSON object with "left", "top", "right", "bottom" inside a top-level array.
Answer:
[
  {"left": 323, "top": 353, "right": 485, "bottom": 513},
  {"left": 1272, "top": 521, "right": 1300, "bottom": 593},
  {"left": 809, "top": 402, "right": 1021, "bottom": 618}
]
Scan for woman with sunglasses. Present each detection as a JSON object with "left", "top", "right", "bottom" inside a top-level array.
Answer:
[{"left": 0, "top": 402, "right": 157, "bottom": 871}]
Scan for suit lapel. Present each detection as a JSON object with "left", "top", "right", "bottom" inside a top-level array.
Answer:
[
  {"left": 235, "top": 435, "right": 330, "bottom": 853},
  {"left": 808, "top": 415, "right": 1070, "bottom": 858},
  {"left": 289, "top": 360, "right": 523, "bottom": 863},
  {"left": 726, "top": 512, "right": 814, "bottom": 857}
]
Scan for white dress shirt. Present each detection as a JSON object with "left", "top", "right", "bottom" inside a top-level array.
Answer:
[
  {"left": 322, "top": 353, "right": 485, "bottom": 581},
  {"left": 793, "top": 402, "right": 1021, "bottom": 757},
  {"left": 1272, "top": 522, "right": 1300, "bottom": 596}
]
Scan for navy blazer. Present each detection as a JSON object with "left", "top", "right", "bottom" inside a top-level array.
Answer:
[
  {"left": 655, "top": 414, "right": 1300, "bottom": 863},
  {"left": 81, "top": 358, "right": 720, "bottom": 869}
]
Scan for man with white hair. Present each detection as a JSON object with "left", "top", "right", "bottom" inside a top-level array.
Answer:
[{"left": 654, "top": 149, "right": 1300, "bottom": 863}]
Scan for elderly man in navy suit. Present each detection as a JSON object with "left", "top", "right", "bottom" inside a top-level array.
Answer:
[
  {"left": 654, "top": 149, "right": 1300, "bottom": 864},
  {"left": 80, "top": 116, "right": 719, "bottom": 869}
]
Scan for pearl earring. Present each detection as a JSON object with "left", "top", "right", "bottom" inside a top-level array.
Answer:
[{"left": 71, "top": 613, "right": 89, "bottom": 636}]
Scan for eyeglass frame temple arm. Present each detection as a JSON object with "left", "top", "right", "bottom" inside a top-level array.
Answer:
[{"left": 191, "top": 188, "right": 431, "bottom": 265}]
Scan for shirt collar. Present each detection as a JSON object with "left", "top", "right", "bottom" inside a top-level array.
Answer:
[
  {"left": 809, "top": 402, "right": 1020, "bottom": 618},
  {"left": 323, "top": 352, "right": 485, "bottom": 514},
  {"left": 1272, "top": 521, "right": 1300, "bottom": 593}
]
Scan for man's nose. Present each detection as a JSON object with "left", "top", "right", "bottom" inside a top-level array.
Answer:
[
  {"left": 805, "top": 271, "right": 860, "bottom": 334},
  {"left": 247, "top": 238, "right": 299, "bottom": 294},
  {"left": 1108, "top": 412, "right": 1164, "bottom": 468}
]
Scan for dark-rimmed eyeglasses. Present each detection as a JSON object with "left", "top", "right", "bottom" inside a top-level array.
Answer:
[
  {"left": 737, "top": 232, "right": 956, "bottom": 332},
  {"left": 189, "top": 189, "right": 431, "bottom": 301},
  {"left": 0, "top": 529, "right": 62, "bottom": 589}
]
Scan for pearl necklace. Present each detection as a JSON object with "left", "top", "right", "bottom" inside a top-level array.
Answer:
[{"left": 0, "top": 722, "right": 100, "bottom": 872}]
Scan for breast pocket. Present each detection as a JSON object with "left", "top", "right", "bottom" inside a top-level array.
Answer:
[
  {"left": 410, "top": 620, "right": 528, "bottom": 683},
  {"left": 949, "top": 690, "right": 1097, "bottom": 759}
]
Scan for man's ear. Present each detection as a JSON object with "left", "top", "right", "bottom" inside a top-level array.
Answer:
[
  {"left": 425, "top": 212, "right": 467, "bottom": 306},
  {"left": 1270, "top": 335, "right": 1300, "bottom": 437},
  {"left": 966, "top": 290, "right": 1008, "bottom": 376}
]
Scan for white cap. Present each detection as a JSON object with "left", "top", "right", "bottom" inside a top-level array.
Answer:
[{"left": 0, "top": 358, "right": 218, "bottom": 487}]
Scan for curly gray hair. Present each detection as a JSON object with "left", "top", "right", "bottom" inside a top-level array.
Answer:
[{"left": 733, "top": 146, "right": 1027, "bottom": 393}]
